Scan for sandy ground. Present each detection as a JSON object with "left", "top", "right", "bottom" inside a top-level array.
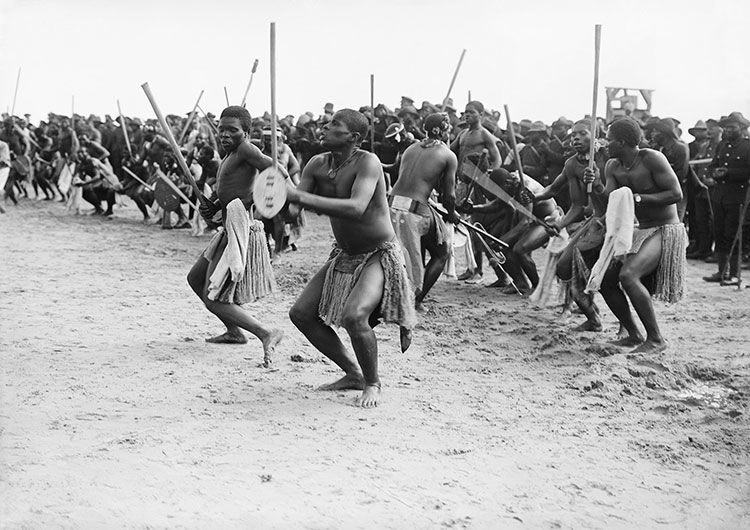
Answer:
[{"left": 1, "top": 197, "right": 749, "bottom": 529}]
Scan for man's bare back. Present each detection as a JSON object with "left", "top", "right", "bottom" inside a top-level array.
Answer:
[{"left": 391, "top": 141, "right": 456, "bottom": 203}]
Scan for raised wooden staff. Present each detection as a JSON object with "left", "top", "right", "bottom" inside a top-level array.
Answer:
[
  {"left": 442, "top": 49, "right": 466, "bottom": 109},
  {"left": 503, "top": 104, "right": 526, "bottom": 190},
  {"left": 10, "top": 67, "right": 21, "bottom": 116},
  {"left": 223, "top": 86, "right": 230, "bottom": 107},
  {"left": 122, "top": 166, "right": 154, "bottom": 192},
  {"left": 587, "top": 24, "right": 602, "bottom": 194},
  {"left": 253, "top": 21, "right": 287, "bottom": 218},
  {"left": 241, "top": 59, "right": 259, "bottom": 107},
  {"left": 178, "top": 89, "right": 204, "bottom": 144},
  {"left": 117, "top": 99, "right": 132, "bottom": 157},
  {"left": 141, "top": 82, "right": 204, "bottom": 202},
  {"left": 370, "top": 74, "right": 375, "bottom": 152}
]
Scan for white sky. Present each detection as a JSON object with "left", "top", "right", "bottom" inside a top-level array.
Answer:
[{"left": 2, "top": 0, "right": 749, "bottom": 139}]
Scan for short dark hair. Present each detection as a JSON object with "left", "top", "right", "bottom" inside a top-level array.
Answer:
[
  {"left": 199, "top": 145, "right": 214, "bottom": 159},
  {"left": 466, "top": 100, "right": 485, "bottom": 114},
  {"left": 609, "top": 116, "right": 642, "bottom": 148},
  {"left": 220, "top": 106, "right": 253, "bottom": 132},
  {"left": 333, "top": 109, "right": 369, "bottom": 141}
]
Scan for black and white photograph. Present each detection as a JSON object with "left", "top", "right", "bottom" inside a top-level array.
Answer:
[{"left": 1, "top": 0, "right": 748, "bottom": 527}]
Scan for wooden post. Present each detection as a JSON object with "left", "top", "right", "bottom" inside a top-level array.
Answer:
[
  {"left": 370, "top": 74, "right": 375, "bottom": 152},
  {"left": 442, "top": 49, "right": 466, "bottom": 109},
  {"left": 117, "top": 99, "right": 133, "bottom": 157},
  {"left": 270, "top": 22, "right": 278, "bottom": 168},
  {"left": 588, "top": 24, "right": 602, "bottom": 193},
  {"left": 503, "top": 104, "right": 525, "bottom": 190},
  {"left": 241, "top": 59, "right": 259, "bottom": 107},
  {"left": 141, "top": 82, "right": 203, "bottom": 199},
  {"left": 223, "top": 86, "right": 230, "bottom": 107},
  {"left": 178, "top": 89, "right": 204, "bottom": 144},
  {"left": 10, "top": 67, "right": 21, "bottom": 116}
]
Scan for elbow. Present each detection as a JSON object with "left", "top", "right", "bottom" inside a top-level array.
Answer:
[{"left": 672, "top": 187, "right": 684, "bottom": 204}]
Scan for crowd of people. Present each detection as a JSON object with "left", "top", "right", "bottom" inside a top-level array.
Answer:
[{"left": 1, "top": 97, "right": 748, "bottom": 407}]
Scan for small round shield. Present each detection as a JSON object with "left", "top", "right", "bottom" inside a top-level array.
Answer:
[
  {"left": 154, "top": 177, "right": 181, "bottom": 211},
  {"left": 253, "top": 165, "right": 288, "bottom": 218}
]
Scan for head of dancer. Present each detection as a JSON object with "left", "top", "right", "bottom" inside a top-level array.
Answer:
[
  {"left": 488, "top": 167, "right": 518, "bottom": 194},
  {"left": 463, "top": 100, "right": 484, "bottom": 128},
  {"left": 606, "top": 116, "right": 642, "bottom": 159},
  {"left": 218, "top": 106, "right": 253, "bottom": 153},
  {"left": 320, "top": 109, "right": 368, "bottom": 150},
  {"left": 423, "top": 112, "right": 451, "bottom": 141},
  {"left": 570, "top": 120, "right": 593, "bottom": 155}
]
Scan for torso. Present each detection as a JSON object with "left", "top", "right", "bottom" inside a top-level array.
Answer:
[
  {"left": 564, "top": 154, "right": 607, "bottom": 216},
  {"left": 216, "top": 145, "right": 258, "bottom": 209},
  {"left": 391, "top": 140, "right": 452, "bottom": 203},
  {"left": 309, "top": 150, "right": 394, "bottom": 253},
  {"left": 608, "top": 149, "right": 679, "bottom": 228}
]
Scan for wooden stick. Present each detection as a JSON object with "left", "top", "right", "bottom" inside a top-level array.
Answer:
[
  {"left": 241, "top": 59, "right": 259, "bottom": 107},
  {"left": 468, "top": 89, "right": 472, "bottom": 103},
  {"left": 503, "top": 104, "right": 526, "bottom": 190},
  {"left": 223, "top": 86, "right": 230, "bottom": 107},
  {"left": 442, "top": 49, "right": 466, "bottom": 109},
  {"left": 156, "top": 169, "right": 198, "bottom": 211},
  {"left": 196, "top": 104, "right": 219, "bottom": 136},
  {"left": 141, "top": 82, "right": 203, "bottom": 199},
  {"left": 270, "top": 22, "right": 278, "bottom": 169},
  {"left": 71, "top": 95, "right": 75, "bottom": 131},
  {"left": 587, "top": 24, "right": 602, "bottom": 193},
  {"left": 122, "top": 166, "right": 154, "bottom": 192},
  {"left": 178, "top": 89, "right": 204, "bottom": 145},
  {"left": 117, "top": 99, "right": 133, "bottom": 157},
  {"left": 10, "top": 67, "right": 21, "bottom": 116},
  {"left": 370, "top": 74, "right": 375, "bottom": 152}
]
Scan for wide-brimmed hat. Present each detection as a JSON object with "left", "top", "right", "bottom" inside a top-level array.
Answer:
[
  {"left": 551, "top": 116, "right": 574, "bottom": 129},
  {"left": 397, "top": 105, "right": 419, "bottom": 117},
  {"left": 719, "top": 112, "right": 750, "bottom": 128},
  {"left": 385, "top": 122, "right": 404, "bottom": 139},
  {"left": 653, "top": 118, "right": 679, "bottom": 139},
  {"left": 526, "top": 121, "right": 549, "bottom": 136},
  {"left": 688, "top": 120, "right": 707, "bottom": 136}
]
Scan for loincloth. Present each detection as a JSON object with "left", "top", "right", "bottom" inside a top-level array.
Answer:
[
  {"left": 389, "top": 195, "right": 447, "bottom": 293},
  {"left": 202, "top": 220, "right": 276, "bottom": 304},
  {"left": 318, "top": 239, "right": 417, "bottom": 329},
  {"left": 564, "top": 216, "right": 606, "bottom": 293},
  {"left": 625, "top": 222, "right": 687, "bottom": 303}
]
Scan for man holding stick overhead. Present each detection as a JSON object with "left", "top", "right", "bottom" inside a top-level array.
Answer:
[
  {"left": 287, "top": 109, "right": 416, "bottom": 408},
  {"left": 187, "top": 106, "right": 284, "bottom": 364}
]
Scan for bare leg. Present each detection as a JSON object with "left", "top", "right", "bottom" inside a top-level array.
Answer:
[
  {"left": 599, "top": 262, "right": 645, "bottom": 345},
  {"left": 416, "top": 232, "right": 449, "bottom": 306},
  {"left": 187, "top": 256, "right": 283, "bottom": 365},
  {"left": 618, "top": 233, "right": 666, "bottom": 354},
  {"left": 341, "top": 255, "right": 386, "bottom": 408},
  {"left": 514, "top": 226, "right": 549, "bottom": 289},
  {"left": 289, "top": 262, "right": 364, "bottom": 390}
]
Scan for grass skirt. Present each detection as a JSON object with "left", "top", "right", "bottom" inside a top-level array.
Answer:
[
  {"left": 626, "top": 223, "right": 687, "bottom": 303},
  {"left": 318, "top": 240, "right": 417, "bottom": 329}
]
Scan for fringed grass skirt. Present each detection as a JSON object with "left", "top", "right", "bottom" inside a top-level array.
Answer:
[
  {"left": 626, "top": 223, "right": 687, "bottom": 303},
  {"left": 202, "top": 220, "right": 277, "bottom": 304},
  {"left": 318, "top": 240, "right": 417, "bottom": 329},
  {"left": 390, "top": 206, "right": 447, "bottom": 294}
]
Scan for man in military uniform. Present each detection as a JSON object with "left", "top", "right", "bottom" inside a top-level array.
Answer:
[{"left": 703, "top": 112, "right": 750, "bottom": 284}]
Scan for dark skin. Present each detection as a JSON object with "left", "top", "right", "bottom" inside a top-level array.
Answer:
[
  {"left": 588, "top": 130, "right": 682, "bottom": 353},
  {"left": 390, "top": 132, "right": 458, "bottom": 306},
  {"left": 287, "top": 113, "right": 401, "bottom": 408},
  {"left": 186, "top": 116, "right": 283, "bottom": 365},
  {"left": 530, "top": 124, "right": 606, "bottom": 330},
  {"left": 469, "top": 176, "right": 555, "bottom": 290}
]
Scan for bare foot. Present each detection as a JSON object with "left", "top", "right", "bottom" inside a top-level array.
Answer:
[
  {"left": 616, "top": 325, "right": 629, "bottom": 340},
  {"left": 400, "top": 326, "right": 412, "bottom": 353},
  {"left": 630, "top": 339, "right": 668, "bottom": 354},
  {"left": 357, "top": 384, "right": 381, "bottom": 408},
  {"left": 261, "top": 329, "right": 284, "bottom": 367},
  {"left": 318, "top": 373, "right": 364, "bottom": 391},
  {"left": 609, "top": 335, "right": 645, "bottom": 347},
  {"left": 573, "top": 320, "right": 603, "bottom": 332},
  {"left": 206, "top": 331, "right": 247, "bottom": 344}
]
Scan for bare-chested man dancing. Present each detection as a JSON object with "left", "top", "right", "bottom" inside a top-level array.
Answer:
[
  {"left": 389, "top": 112, "right": 458, "bottom": 307},
  {"left": 588, "top": 117, "right": 686, "bottom": 354},
  {"left": 187, "top": 106, "right": 284, "bottom": 364},
  {"left": 287, "top": 109, "right": 416, "bottom": 408}
]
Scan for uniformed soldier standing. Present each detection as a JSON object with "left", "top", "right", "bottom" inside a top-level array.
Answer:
[{"left": 703, "top": 112, "right": 750, "bottom": 284}]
